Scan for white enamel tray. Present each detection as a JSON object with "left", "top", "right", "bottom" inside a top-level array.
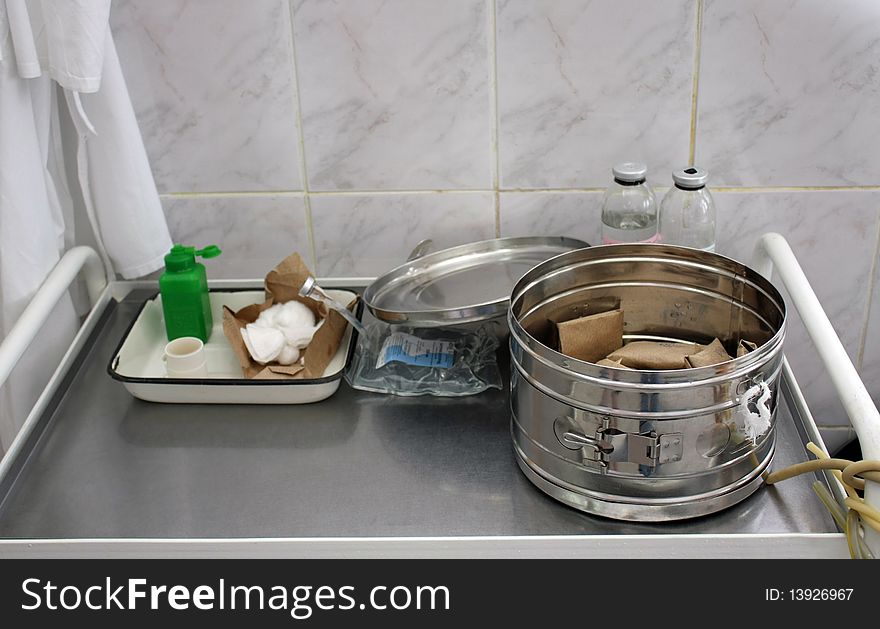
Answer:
[{"left": 108, "top": 289, "right": 360, "bottom": 404}]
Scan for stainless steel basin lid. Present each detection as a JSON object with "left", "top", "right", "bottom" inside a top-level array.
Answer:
[{"left": 364, "top": 236, "right": 589, "bottom": 325}]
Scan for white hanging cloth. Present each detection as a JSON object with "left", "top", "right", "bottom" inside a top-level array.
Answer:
[{"left": 0, "top": 0, "right": 172, "bottom": 451}]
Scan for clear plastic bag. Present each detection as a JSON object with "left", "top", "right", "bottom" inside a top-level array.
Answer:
[{"left": 345, "top": 322, "right": 502, "bottom": 397}]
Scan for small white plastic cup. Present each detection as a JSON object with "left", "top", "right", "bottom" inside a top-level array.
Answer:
[{"left": 164, "top": 337, "right": 208, "bottom": 378}]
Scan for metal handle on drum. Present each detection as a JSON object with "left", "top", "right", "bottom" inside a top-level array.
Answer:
[
  {"left": 553, "top": 415, "right": 606, "bottom": 452},
  {"left": 560, "top": 430, "right": 604, "bottom": 450}
]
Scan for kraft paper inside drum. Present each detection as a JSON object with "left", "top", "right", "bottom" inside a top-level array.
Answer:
[
  {"left": 553, "top": 308, "right": 753, "bottom": 369},
  {"left": 557, "top": 309, "right": 624, "bottom": 363},
  {"left": 608, "top": 341, "right": 701, "bottom": 370}
]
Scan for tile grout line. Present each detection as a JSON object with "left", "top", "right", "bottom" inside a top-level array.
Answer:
[
  {"left": 286, "top": 0, "right": 318, "bottom": 272},
  {"left": 816, "top": 425, "right": 855, "bottom": 449},
  {"left": 489, "top": 0, "right": 501, "bottom": 238},
  {"left": 160, "top": 191, "right": 308, "bottom": 199},
  {"left": 159, "top": 189, "right": 501, "bottom": 198},
  {"left": 159, "top": 185, "right": 880, "bottom": 199},
  {"left": 687, "top": 0, "right": 703, "bottom": 166},
  {"left": 855, "top": 209, "right": 880, "bottom": 370},
  {"left": 500, "top": 187, "right": 608, "bottom": 194},
  {"left": 494, "top": 187, "right": 502, "bottom": 237},
  {"left": 816, "top": 425, "right": 856, "bottom": 435},
  {"left": 713, "top": 185, "right": 880, "bottom": 192}
]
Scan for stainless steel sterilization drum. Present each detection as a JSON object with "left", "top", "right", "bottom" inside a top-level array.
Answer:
[{"left": 508, "top": 244, "right": 787, "bottom": 521}]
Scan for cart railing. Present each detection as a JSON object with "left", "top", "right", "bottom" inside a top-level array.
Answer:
[
  {"left": 0, "top": 246, "right": 106, "bottom": 391},
  {"left": 0, "top": 246, "right": 107, "bottom": 481},
  {"left": 753, "top": 233, "right": 880, "bottom": 555}
]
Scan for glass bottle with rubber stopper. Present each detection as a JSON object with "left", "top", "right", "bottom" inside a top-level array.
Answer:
[
  {"left": 600, "top": 162, "right": 659, "bottom": 244},
  {"left": 658, "top": 167, "right": 716, "bottom": 252}
]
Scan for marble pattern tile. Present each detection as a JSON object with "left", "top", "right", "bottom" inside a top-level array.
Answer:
[
  {"left": 697, "top": 0, "right": 880, "bottom": 186},
  {"left": 161, "top": 194, "right": 311, "bottom": 278},
  {"left": 111, "top": 0, "right": 303, "bottom": 193},
  {"left": 497, "top": 0, "right": 695, "bottom": 189},
  {"left": 713, "top": 191, "right": 880, "bottom": 426},
  {"left": 311, "top": 193, "right": 495, "bottom": 277},
  {"left": 293, "top": 0, "right": 491, "bottom": 191},
  {"left": 499, "top": 192, "right": 603, "bottom": 244},
  {"left": 860, "top": 251, "right": 880, "bottom": 409}
]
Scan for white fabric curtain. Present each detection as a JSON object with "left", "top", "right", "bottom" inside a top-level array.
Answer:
[{"left": 0, "top": 0, "right": 172, "bottom": 453}]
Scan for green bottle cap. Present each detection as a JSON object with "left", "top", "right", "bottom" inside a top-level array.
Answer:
[{"left": 164, "top": 244, "right": 222, "bottom": 272}]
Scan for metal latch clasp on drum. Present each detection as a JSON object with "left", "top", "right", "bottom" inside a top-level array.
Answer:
[
  {"left": 602, "top": 430, "right": 684, "bottom": 466},
  {"left": 554, "top": 417, "right": 683, "bottom": 468}
]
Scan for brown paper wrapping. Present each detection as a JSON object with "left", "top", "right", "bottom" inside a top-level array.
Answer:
[
  {"left": 557, "top": 309, "right": 624, "bottom": 363},
  {"left": 685, "top": 338, "right": 733, "bottom": 368},
  {"left": 596, "top": 357, "right": 632, "bottom": 370},
  {"left": 737, "top": 340, "right": 758, "bottom": 358},
  {"left": 607, "top": 341, "right": 701, "bottom": 370},
  {"left": 550, "top": 303, "right": 760, "bottom": 370},
  {"left": 221, "top": 252, "right": 357, "bottom": 380}
]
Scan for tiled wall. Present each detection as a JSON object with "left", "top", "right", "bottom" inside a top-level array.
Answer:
[{"left": 111, "top": 0, "right": 880, "bottom": 437}]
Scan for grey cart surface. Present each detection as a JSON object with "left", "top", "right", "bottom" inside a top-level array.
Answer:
[{"left": 0, "top": 281, "right": 847, "bottom": 558}]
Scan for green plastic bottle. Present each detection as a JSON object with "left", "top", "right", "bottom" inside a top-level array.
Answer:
[{"left": 159, "top": 244, "right": 222, "bottom": 342}]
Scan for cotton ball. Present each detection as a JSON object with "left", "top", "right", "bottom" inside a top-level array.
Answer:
[
  {"left": 240, "top": 328, "right": 255, "bottom": 357},
  {"left": 276, "top": 344, "right": 300, "bottom": 365},
  {"left": 280, "top": 325, "right": 319, "bottom": 349},
  {"left": 254, "top": 304, "right": 283, "bottom": 328},
  {"left": 276, "top": 300, "right": 315, "bottom": 329},
  {"left": 241, "top": 324, "right": 284, "bottom": 364}
]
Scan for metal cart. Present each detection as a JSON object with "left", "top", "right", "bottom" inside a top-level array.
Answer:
[{"left": 0, "top": 235, "right": 876, "bottom": 558}]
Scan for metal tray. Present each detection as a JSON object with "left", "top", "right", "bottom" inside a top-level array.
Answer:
[
  {"left": 108, "top": 288, "right": 361, "bottom": 404},
  {"left": 363, "top": 236, "right": 588, "bottom": 325}
]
